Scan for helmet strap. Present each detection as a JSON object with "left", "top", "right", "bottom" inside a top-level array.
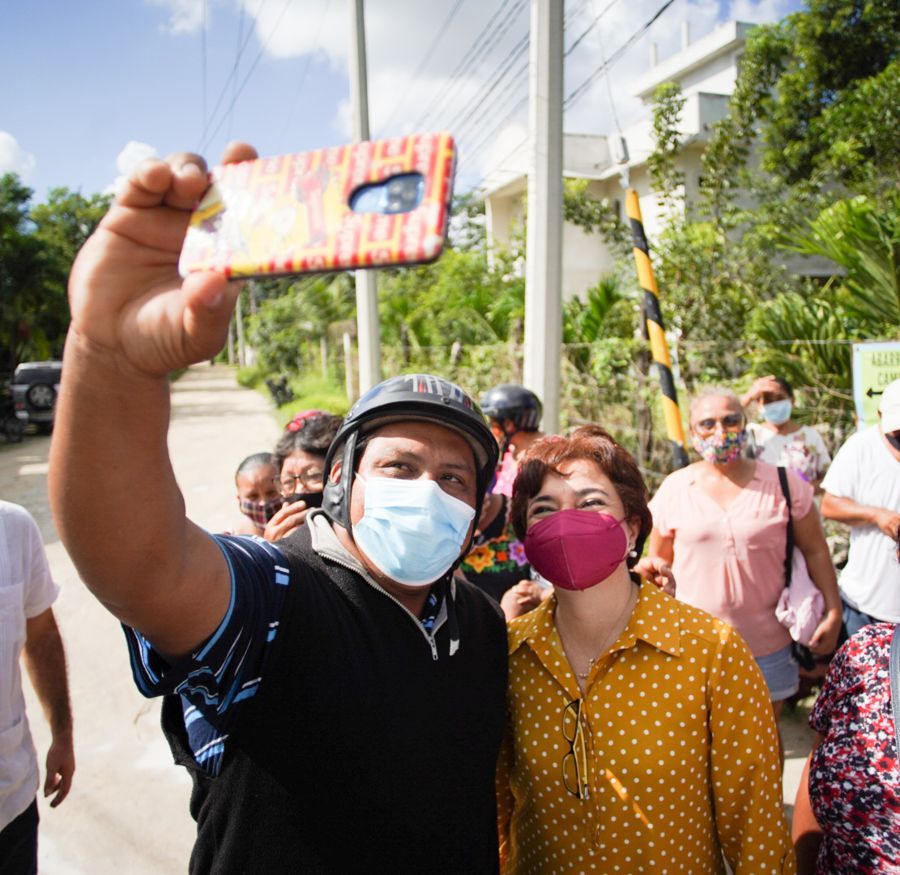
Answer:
[{"left": 322, "top": 429, "right": 358, "bottom": 530}]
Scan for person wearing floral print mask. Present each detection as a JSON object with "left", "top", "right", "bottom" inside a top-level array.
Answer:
[
  {"left": 232, "top": 452, "right": 282, "bottom": 536},
  {"left": 647, "top": 388, "right": 842, "bottom": 735}
]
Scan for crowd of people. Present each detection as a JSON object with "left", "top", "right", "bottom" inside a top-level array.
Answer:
[{"left": 2, "top": 144, "right": 898, "bottom": 874}]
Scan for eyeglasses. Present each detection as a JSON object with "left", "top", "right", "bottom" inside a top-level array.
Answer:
[
  {"left": 279, "top": 471, "right": 324, "bottom": 493},
  {"left": 562, "top": 699, "right": 590, "bottom": 800},
  {"left": 693, "top": 413, "right": 744, "bottom": 434}
]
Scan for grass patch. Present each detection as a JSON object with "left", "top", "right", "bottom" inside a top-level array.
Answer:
[
  {"left": 277, "top": 374, "right": 351, "bottom": 425},
  {"left": 237, "top": 366, "right": 265, "bottom": 389}
]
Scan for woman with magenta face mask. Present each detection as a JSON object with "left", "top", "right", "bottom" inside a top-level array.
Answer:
[
  {"left": 648, "top": 389, "right": 842, "bottom": 732},
  {"left": 496, "top": 426, "right": 794, "bottom": 873},
  {"left": 742, "top": 375, "right": 832, "bottom": 491}
]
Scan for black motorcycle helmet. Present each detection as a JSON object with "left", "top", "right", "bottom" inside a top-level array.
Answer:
[
  {"left": 480, "top": 383, "right": 543, "bottom": 435},
  {"left": 322, "top": 374, "right": 499, "bottom": 530}
]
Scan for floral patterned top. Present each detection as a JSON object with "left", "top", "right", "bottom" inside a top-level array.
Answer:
[
  {"left": 460, "top": 496, "right": 531, "bottom": 602},
  {"left": 808, "top": 623, "right": 900, "bottom": 874}
]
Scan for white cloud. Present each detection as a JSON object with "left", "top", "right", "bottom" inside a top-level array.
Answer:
[
  {"left": 106, "top": 141, "right": 160, "bottom": 195},
  {"left": 0, "top": 131, "right": 36, "bottom": 182},
  {"left": 154, "top": 0, "right": 792, "bottom": 190},
  {"left": 147, "top": 0, "right": 206, "bottom": 35},
  {"left": 728, "top": 0, "right": 793, "bottom": 24},
  {"left": 237, "top": 0, "right": 347, "bottom": 65}
]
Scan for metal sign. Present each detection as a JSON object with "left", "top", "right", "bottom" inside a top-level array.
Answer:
[{"left": 852, "top": 341, "right": 900, "bottom": 429}]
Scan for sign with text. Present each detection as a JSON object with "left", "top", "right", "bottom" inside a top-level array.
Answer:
[{"left": 852, "top": 341, "right": 900, "bottom": 429}]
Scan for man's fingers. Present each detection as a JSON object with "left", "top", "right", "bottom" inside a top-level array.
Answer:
[
  {"left": 182, "top": 272, "right": 241, "bottom": 360},
  {"left": 116, "top": 158, "right": 176, "bottom": 208},
  {"left": 222, "top": 141, "right": 258, "bottom": 165},
  {"left": 164, "top": 160, "right": 210, "bottom": 210}
]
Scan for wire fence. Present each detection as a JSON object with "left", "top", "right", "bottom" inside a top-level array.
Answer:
[{"left": 305, "top": 335, "right": 862, "bottom": 490}]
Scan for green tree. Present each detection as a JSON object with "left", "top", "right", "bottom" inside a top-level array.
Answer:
[
  {"left": 0, "top": 174, "right": 52, "bottom": 371},
  {"left": 647, "top": 82, "right": 686, "bottom": 215}
]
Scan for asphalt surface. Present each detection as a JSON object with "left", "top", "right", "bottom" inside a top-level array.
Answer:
[
  {"left": 3, "top": 363, "right": 813, "bottom": 870},
  {"left": 3, "top": 363, "right": 280, "bottom": 874}
]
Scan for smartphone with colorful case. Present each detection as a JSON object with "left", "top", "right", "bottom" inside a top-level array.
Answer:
[{"left": 179, "top": 133, "right": 456, "bottom": 279}]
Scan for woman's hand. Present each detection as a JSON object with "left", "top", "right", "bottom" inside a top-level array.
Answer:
[
  {"left": 262, "top": 500, "right": 311, "bottom": 542},
  {"left": 807, "top": 607, "right": 842, "bottom": 655},
  {"left": 500, "top": 581, "right": 547, "bottom": 620},
  {"left": 633, "top": 555, "right": 676, "bottom": 596},
  {"left": 741, "top": 375, "right": 781, "bottom": 408}
]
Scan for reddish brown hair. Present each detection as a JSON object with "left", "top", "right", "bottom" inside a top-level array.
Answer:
[{"left": 510, "top": 426, "right": 652, "bottom": 567}]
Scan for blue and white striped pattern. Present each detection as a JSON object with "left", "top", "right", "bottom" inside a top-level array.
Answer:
[{"left": 123, "top": 534, "right": 290, "bottom": 776}]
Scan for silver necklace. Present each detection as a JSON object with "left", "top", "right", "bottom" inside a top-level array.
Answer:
[{"left": 557, "top": 583, "right": 637, "bottom": 680}]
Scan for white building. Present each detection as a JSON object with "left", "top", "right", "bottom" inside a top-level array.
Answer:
[{"left": 481, "top": 20, "right": 755, "bottom": 300}]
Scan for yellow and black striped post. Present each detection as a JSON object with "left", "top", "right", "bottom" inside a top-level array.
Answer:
[{"left": 625, "top": 189, "right": 689, "bottom": 469}]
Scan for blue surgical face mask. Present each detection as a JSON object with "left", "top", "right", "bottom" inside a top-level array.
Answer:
[
  {"left": 352, "top": 475, "right": 476, "bottom": 587},
  {"left": 762, "top": 399, "right": 793, "bottom": 425}
]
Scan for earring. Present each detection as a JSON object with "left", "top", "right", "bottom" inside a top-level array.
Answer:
[{"left": 628, "top": 547, "right": 638, "bottom": 558}]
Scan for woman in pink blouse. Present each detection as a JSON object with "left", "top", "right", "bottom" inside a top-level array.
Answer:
[{"left": 648, "top": 388, "right": 842, "bottom": 722}]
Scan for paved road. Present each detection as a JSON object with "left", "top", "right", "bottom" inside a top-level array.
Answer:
[
  {"left": 2, "top": 364, "right": 279, "bottom": 874},
  {"left": 3, "top": 363, "right": 813, "bottom": 869}
]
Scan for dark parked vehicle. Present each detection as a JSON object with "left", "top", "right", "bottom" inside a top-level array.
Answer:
[
  {"left": 12, "top": 361, "right": 62, "bottom": 434},
  {"left": 0, "top": 382, "right": 24, "bottom": 442}
]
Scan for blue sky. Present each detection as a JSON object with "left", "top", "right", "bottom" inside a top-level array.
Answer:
[{"left": 1, "top": 0, "right": 800, "bottom": 203}]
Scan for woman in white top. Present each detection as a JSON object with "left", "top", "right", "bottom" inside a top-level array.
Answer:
[{"left": 742, "top": 375, "right": 831, "bottom": 489}]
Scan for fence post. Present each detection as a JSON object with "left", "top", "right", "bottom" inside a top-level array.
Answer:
[{"left": 343, "top": 332, "right": 355, "bottom": 402}]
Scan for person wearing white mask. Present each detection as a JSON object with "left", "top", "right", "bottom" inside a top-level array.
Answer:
[
  {"left": 48, "top": 143, "right": 506, "bottom": 873},
  {"left": 742, "top": 375, "right": 831, "bottom": 490}
]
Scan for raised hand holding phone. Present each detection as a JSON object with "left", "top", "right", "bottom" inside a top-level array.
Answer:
[{"left": 67, "top": 143, "right": 258, "bottom": 379}]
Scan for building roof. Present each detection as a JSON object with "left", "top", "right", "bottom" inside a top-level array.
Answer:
[{"left": 632, "top": 20, "right": 755, "bottom": 102}]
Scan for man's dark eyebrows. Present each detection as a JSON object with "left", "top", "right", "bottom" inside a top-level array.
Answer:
[{"left": 444, "top": 459, "right": 475, "bottom": 473}]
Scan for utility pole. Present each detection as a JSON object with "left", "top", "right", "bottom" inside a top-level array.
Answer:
[
  {"left": 349, "top": 0, "right": 381, "bottom": 395},
  {"left": 523, "top": 0, "right": 563, "bottom": 433}
]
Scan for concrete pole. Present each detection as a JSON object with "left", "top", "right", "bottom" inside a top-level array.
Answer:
[
  {"left": 523, "top": 0, "right": 563, "bottom": 433},
  {"left": 349, "top": 0, "right": 381, "bottom": 392}
]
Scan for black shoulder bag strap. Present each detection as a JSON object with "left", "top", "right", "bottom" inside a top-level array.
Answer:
[
  {"left": 776, "top": 466, "right": 794, "bottom": 587},
  {"left": 891, "top": 624, "right": 900, "bottom": 764}
]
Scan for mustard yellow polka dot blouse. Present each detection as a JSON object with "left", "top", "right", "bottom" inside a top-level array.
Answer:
[{"left": 497, "top": 582, "right": 795, "bottom": 874}]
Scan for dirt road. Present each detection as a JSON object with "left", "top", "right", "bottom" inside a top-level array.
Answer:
[{"left": 2, "top": 364, "right": 279, "bottom": 874}]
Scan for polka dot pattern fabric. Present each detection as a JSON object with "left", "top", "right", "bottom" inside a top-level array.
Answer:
[{"left": 497, "top": 582, "right": 795, "bottom": 874}]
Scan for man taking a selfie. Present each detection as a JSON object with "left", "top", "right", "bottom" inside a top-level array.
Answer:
[{"left": 49, "top": 145, "right": 507, "bottom": 873}]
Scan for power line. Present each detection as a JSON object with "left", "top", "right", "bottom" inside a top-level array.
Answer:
[
  {"left": 277, "top": 0, "right": 332, "bottom": 151},
  {"left": 563, "top": 0, "right": 620, "bottom": 58},
  {"left": 410, "top": 0, "right": 528, "bottom": 133},
  {"left": 200, "top": 0, "right": 208, "bottom": 150},
  {"left": 226, "top": 0, "right": 248, "bottom": 143},
  {"left": 448, "top": 0, "right": 604, "bottom": 146},
  {"left": 443, "top": 36, "right": 529, "bottom": 142},
  {"left": 563, "top": 0, "right": 679, "bottom": 110},
  {"left": 379, "top": 0, "right": 469, "bottom": 132},
  {"left": 201, "top": 0, "right": 268, "bottom": 152},
  {"left": 466, "top": 0, "right": 678, "bottom": 193},
  {"left": 202, "top": 0, "right": 296, "bottom": 152},
  {"left": 593, "top": 0, "right": 624, "bottom": 136},
  {"left": 455, "top": 57, "right": 528, "bottom": 152}
]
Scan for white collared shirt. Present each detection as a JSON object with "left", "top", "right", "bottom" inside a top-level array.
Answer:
[{"left": 0, "top": 500, "right": 59, "bottom": 829}]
